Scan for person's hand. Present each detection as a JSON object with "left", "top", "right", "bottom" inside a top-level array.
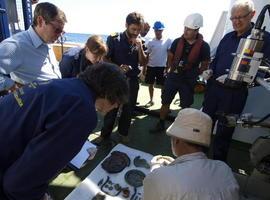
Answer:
[
  {"left": 42, "top": 193, "right": 53, "bottom": 200},
  {"left": 201, "top": 69, "right": 213, "bottom": 81},
  {"left": 120, "top": 64, "right": 132, "bottom": 73},
  {"left": 7, "top": 84, "right": 18, "bottom": 93},
  {"left": 138, "top": 71, "right": 145, "bottom": 82},
  {"left": 130, "top": 38, "right": 142, "bottom": 49},
  {"left": 7, "top": 82, "right": 24, "bottom": 93},
  {"left": 150, "top": 155, "right": 174, "bottom": 171},
  {"left": 0, "top": 77, "right": 16, "bottom": 93},
  {"left": 87, "top": 147, "right": 97, "bottom": 160},
  {"left": 216, "top": 74, "right": 228, "bottom": 84},
  {"left": 142, "top": 67, "right": 147, "bottom": 76},
  {"left": 31, "top": 0, "right": 39, "bottom": 4}
]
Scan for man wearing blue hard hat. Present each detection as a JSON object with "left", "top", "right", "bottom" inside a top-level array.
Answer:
[
  {"left": 143, "top": 21, "right": 172, "bottom": 107},
  {"left": 153, "top": 21, "right": 165, "bottom": 30}
]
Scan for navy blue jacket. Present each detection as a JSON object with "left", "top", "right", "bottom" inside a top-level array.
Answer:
[
  {"left": 0, "top": 78, "right": 97, "bottom": 200},
  {"left": 60, "top": 47, "right": 92, "bottom": 78},
  {"left": 106, "top": 32, "right": 147, "bottom": 77}
]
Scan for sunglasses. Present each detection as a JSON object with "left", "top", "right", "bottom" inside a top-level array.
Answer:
[
  {"left": 47, "top": 22, "right": 64, "bottom": 34},
  {"left": 230, "top": 11, "right": 251, "bottom": 21}
]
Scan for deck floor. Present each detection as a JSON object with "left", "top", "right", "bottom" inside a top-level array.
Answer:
[{"left": 48, "top": 83, "right": 252, "bottom": 200}]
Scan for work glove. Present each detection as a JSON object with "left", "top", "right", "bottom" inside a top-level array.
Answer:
[
  {"left": 200, "top": 69, "right": 213, "bottom": 81},
  {"left": 216, "top": 74, "right": 228, "bottom": 84}
]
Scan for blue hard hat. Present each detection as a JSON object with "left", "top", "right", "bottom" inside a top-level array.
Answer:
[{"left": 153, "top": 21, "right": 165, "bottom": 30}]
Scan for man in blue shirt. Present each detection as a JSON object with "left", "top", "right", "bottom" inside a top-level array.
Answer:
[
  {"left": 0, "top": 63, "right": 128, "bottom": 200},
  {"left": 202, "top": 0, "right": 270, "bottom": 161},
  {"left": 97, "top": 12, "right": 147, "bottom": 144},
  {"left": 0, "top": 2, "right": 66, "bottom": 94}
]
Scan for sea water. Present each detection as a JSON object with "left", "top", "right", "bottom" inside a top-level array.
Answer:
[{"left": 63, "top": 33, "right": 108, "bottom": 44}]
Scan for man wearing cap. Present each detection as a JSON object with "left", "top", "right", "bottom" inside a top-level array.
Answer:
[
  {"left": 150, "top": 13, "right": 210, "bottom": 133},
  {"left": 202, "top": 0, "right": 270, "bottom": 162},
  {"left": 143, "top": 21, "right": 172, "bottom": 107},
  {"left": 143, "top": 108, "right": 239, "bottom": 200}
]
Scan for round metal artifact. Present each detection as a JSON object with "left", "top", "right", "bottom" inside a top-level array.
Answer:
[
  {"left": 133, "top": 156, "right": 150, "bottom": 169},
  {"left": 101, "top": 151, "right": 130, "bottom": 173},
  {"left": 124, "top": 169, "right": 146, "bottom": 187}
]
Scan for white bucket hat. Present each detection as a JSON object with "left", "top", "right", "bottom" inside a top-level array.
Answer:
[
  {"left": 184, "top": 13, "right": 203, "bottom": 29},
  {"left": 166, "top": 108, "right": 212, "bottom": 147}
]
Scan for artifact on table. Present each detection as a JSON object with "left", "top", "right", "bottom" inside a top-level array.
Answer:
[
  {"left": 133, "top": 156, "right": 150, "bottom": 169},
  {"left": 101, "top": 151, "right": 130, "bottom": 173}
]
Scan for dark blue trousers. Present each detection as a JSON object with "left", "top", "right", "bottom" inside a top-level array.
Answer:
[
  {"left": 162, "top": 73, "right": 196, "bottom": 108},
  {"left": 202, "top": 81, "right": 248, "bottom": 161},
  {"left": 101, "top": 77, "right": 139, "bottom": 137}
]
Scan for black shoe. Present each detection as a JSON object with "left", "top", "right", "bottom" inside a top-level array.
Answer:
[
  {"left": 145, "top": 100, "right": 154, "bottom": 108},
  {"left": 149, "top": 121, "right": 165, "bottom": 133},
  {"left": 92, "top": 136, "right": 110, "bottom": 146}
]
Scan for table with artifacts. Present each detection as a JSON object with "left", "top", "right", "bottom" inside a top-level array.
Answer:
[{"left": 65, "top": 144, "right": 153, "bottom": 200}]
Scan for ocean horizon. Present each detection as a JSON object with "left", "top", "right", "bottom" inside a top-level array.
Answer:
[{"left": 63, "top": 32, "right": 108, "bottom": 44}]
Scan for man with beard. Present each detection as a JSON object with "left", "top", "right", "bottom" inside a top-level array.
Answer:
[
  {"left": 95, "top": 12, "right": 147, "bottom": 144},
  {"left": 0, "top": 2, "right": 66, "bottom": 94}
]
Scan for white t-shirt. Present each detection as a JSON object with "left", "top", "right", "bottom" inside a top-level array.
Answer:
[{"left": 146, "top": 37, "right": 172, "bottom": 67}]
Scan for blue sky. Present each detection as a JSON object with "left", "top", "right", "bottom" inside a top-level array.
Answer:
[{"left": 36, "top": 0, "right": 231, "bottom": 42}]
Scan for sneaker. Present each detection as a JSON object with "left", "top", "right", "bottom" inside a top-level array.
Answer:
[
  {"left": 149, "top": 121, "right": 165, "bottom": 133},
  {"left": 120, "top": 135, "right": 130, "bottom": 143}
]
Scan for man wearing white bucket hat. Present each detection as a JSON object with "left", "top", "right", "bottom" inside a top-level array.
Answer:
[{"left": 143, "top": 108, "right": 239, "bottom": 200}]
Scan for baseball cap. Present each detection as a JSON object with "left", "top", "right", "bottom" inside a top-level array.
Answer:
[{"left": 166, "top": 108, "right": 212, "bottom": 147}]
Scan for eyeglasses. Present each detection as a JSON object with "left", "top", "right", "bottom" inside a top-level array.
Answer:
[
  {"left": 47, "top": 22, "right": 64, "bottom": 34},
  {"left": 230, "top": 12, "right": 251, "bottom": 21}
]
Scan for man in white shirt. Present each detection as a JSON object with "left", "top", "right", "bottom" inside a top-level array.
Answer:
[
  {"left": 143, "top": 108, "right": 239, "bottom": 200},
  {"left": 143, "top": 21, "right": 171, "bottom": 107}
]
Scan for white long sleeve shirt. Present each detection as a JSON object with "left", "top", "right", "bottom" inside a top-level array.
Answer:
[{"left": 143, "top": 152, "right": 239, "bottom": 200}]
